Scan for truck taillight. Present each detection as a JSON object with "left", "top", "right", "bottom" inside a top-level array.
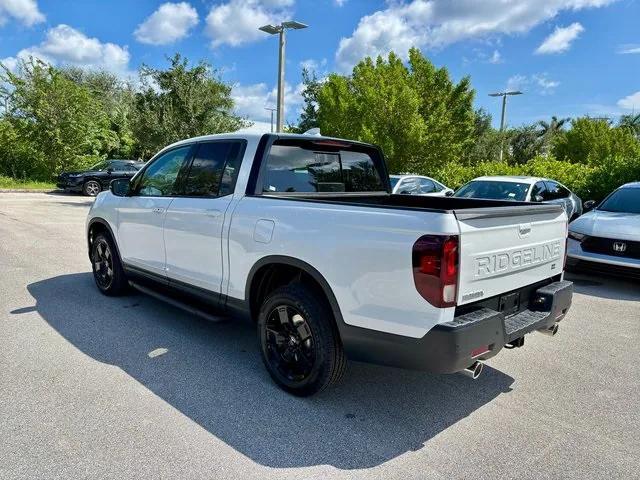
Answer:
[{"left": 412, "top": 235, "right": 459, "bottom": 308}]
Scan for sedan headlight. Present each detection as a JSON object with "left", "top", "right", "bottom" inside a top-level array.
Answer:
[{"left": 568, "top": 230, "right": 587, "bottom": 242}]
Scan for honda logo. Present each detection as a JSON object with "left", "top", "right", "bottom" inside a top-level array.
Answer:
[{"left": 613, "top": 242, "right": 627, "bottom": 253}]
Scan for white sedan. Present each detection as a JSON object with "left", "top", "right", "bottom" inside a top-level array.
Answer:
[
  {"left": 390, "top": 175, "right": 454, "bottom": 196},
  {"left": 567, "top": 182, "right": 640, "bottom": 278}
]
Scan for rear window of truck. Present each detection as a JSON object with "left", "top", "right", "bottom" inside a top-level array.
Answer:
[{"left": 262, "top": 139, "right": 387, "bottom": 194}]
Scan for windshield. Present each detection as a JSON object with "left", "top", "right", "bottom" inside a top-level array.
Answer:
[
  {"left": 88, "top": 161, "right": 109, "bottom": 171},
  {"left": 454, "top": 180, "right": 529, "bottom": 201},
  {"left": 598, "top": 188, "right": 640, "bottom": 214},
  {"left": 389, "top": 177, "right": 400, "bottom": 189}
]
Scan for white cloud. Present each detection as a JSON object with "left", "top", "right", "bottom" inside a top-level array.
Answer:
[
  {"left": 618, "top": 91, "right": 640, "bottom": 110},
  {"left": 205, "top": 0, "right": 293, "bottom": 47},
  {"left": 535, "top": 22, "right": 584, "bottom": 54},
  {"left": 232, "top": 81, "right": 303, "bottom": 123},
  {"left": 0, "top": 56, "right": 18, "bottom": 72},
  {"left": 0, "top": 0, "right": 44, "bottom": 26},
  {"left": 532, "top": 73, "right": 560, "bottom": 94},
  {"left": 617, "top": 44, "right": 640, "bottom": 54},
  {"left": 334, "top": 0, "right": 347, "bottom": 6},
  {"left": 134, "top": 2, "right": 199, "bottom": 45},
  {"left": 489, "top": 50, "right": 502, "bottom": 64},
  {"left": 336, "top": 0, "right": 614, "bottom": 71},
  {"left": 507, "top": 73, "right": 560, "bottom": 95},
  {"left": 300, "top": 57, "right": 327, "bottom": 72},
  {"left": 13, "top": 24, "right": 130, "bottom": 74}
]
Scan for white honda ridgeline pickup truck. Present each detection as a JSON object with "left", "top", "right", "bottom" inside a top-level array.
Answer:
[{"left": 86, "top": 132, "right": 573, "bottom": 396}]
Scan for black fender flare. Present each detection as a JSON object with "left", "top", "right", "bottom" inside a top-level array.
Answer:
[
  {"left": 86, "top": 217, "right": 121, "bottom": 261},
  {"left": 244, "top": 255, "right": 346, "bottom": 329}
]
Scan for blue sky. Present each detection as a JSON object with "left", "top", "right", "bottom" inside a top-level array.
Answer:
[{"left": 1, "top": 0, "right": 639, "bottom": 131}]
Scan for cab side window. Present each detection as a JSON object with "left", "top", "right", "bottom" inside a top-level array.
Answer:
[
  {"left": 183, "top": 141, "right": 244, "bottom": 197},
  {"left": 545, "top": 181, "right": 570, "bottom": 200},
  {"left": 418, "top": 178, "right": 436, "bottom": 194},
  {"left": 398, "top": 178, "right": 420, "bottom": 194},
  {"left": 530, "top": 181, "right": 548, "bottom": 202},
  {"left": 135, "top": 146, "right": 192, "bottom": 197}
]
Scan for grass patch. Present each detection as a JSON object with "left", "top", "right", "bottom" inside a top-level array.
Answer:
[{"left": 0, "top": 175, "right": 57, "bottom": 190}]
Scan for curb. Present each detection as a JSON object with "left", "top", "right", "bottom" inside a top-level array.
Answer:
[{"left": 0, "top": 189, "right": 61, "bottom": 193}]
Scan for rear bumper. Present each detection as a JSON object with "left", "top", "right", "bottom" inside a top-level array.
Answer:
[{"left": 340, "top": 280, "right": 573, "bottom": 374}]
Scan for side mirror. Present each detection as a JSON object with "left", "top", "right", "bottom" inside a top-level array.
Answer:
[
  {"left": 106, "top": 167, "right": 114, "bottom": 174},
  {"left": 445, "top": 190, "right": 454, "bottom": 197},
  {"left": 533, "top": 195, "right": 544, "bottom": 203},
  {"left": 110, "top": 178, "right": 130, "bottom": 197},
  {"left": 583, "top": 200, "right": 596, "bottom": 211}
]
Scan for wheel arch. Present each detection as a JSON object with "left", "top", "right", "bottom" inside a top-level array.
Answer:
[
  {"left": 87, "top": 217, "right": 120, "bottom": 261},
  {"left": 244, "top": 256, "right": 345, "bottom": 330}
]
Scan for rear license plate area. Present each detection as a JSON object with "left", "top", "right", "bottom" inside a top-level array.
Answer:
[{"left": 499, "top": 292, "right": 521, "bottom": 316}]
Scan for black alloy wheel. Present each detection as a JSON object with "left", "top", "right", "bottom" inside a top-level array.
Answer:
[
  {"left": 264, "top": 305, "right": 316, "bottom": 382},
  {"left": 90, "top": 232, "right": 128, "bottom": 296},
  {"left": 258, "top": 284, "right": 346, "bottom": 396},
  {"left": 92, "top": 238, "right": 114, "bottom": 290}
]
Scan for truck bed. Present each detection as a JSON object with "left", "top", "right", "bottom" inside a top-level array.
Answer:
[{"left": 262, "top": 192, "right": 563, "bottom": 215}]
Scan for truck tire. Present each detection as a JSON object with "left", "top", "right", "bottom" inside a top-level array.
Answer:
[
  {"left": 258, "top": 283, "right": 346, "bottom": 396},
  {"left": 90, "top": 232, "right": 129, "bottom": 296},
  {"left": 83, "top": 180, "right": 101, "bottom": 196}
]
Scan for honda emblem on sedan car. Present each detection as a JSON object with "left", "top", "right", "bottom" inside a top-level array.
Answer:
[{"left": 613, "top": 242, "right": 627, "bottom": 253}]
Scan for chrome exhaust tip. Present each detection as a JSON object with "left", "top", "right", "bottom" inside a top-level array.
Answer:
[
  {"left": 460, "top": 360, "right": 484, "bottom": 380},
  {"left": 539, "top": 323, "right": 559, "bottom": 336}
]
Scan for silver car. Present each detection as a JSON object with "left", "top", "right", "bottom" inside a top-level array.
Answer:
[
  {"left": 567, "top": 182, "right": 640, "bottom": 278},
  {"left": 454, "top": 176, "right": 583, "bottom": 220},
  {"left": 390, "top": 175, "right": 454, "bottom": 196}
]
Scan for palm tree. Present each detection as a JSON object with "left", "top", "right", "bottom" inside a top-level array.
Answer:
[
  {"left": 537, "top": 116, "right": 570, "bottom": 137},
  {"left": 537, "top": 116, "right": 570, "bottom": 156},
  {"left": 618, "top": 113, "right": 640, "bottom": 138}
]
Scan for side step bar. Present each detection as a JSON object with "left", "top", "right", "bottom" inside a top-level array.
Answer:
[{"left": 129, "top": 281, "right": 228, "bottom": 323}]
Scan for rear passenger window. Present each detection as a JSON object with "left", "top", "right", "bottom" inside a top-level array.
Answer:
[
  {"left": 184, "top": 141, "right": 244, "bottom": 196},
  {"left": 418, "top": 178, "right": 436, "bottom": 193},
  {"left": 545, "top": 181, "right": 570, "bottom": 200},
  {"left": 262, "top": 140, "right": 385, "bottom": 193}
]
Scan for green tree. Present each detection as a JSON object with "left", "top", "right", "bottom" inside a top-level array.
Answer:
[
  {"left": 60, "top": 67, "right": 137, "bottom": 158},
  {"left": 509, "top": 125, "right": 543, "bottom": 164},
  {"left": 552, "top": 117, "right": 640, "bottom": 164},
  {"left": 463, "top": 108, "right": 504, "bottom": 165},
  {"left": 315, "top": 49, "right": 475, "bottom": 174},
  {"left": 618, "top": 113, "right": 640, "bottom": 138},
  {"left": 288, "top": 68, "right": 321, "bottom": 133},
  {"left": 132, "top": 54, "right": 248, "bottom": 158},
  {"left": 0, "top": 58, "right": 113, "bottom": 179}
]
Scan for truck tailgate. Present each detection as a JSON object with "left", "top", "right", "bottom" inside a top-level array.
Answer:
[{"left": 454, "top": 205, "right": 567, "bottom": 306}]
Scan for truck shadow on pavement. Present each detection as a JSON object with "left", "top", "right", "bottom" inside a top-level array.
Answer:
[{"left": 26, "top": 272, "right": 515, "bottom": 470}]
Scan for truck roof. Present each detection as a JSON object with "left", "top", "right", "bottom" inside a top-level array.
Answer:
[{"left": 164, "top": 132, "right": 376, "bottom": 152}]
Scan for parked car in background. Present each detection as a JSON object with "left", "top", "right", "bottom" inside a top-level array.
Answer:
[
  {"left": 454, "top": 176, "right": 583, "bottom": 220},
  {"left": 86, "top": 132, "right": 572, "bottom": 396},
  {"left": 567, "top": 182, "right": 640, "bottom": 278},
  {"left": 390, "top": 174, "right": 454, "bottom": 196},
  {"left": 58, "top": 160, "right": 145, "bottom": 196}
]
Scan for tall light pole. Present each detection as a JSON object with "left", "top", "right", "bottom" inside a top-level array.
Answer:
[
  {"left": 489, "top": 90, "right": 523, "bottom": 161},
  {"left": 265, "top": 107, "right": 277, "bottom": 132},
  {"left": 259, "top": 21, "right": 308, "bottom": 132}
]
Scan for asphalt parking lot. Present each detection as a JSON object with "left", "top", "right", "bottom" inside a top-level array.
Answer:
[{"left": 1, "top": 192, "right": 639, "bottom": 480}]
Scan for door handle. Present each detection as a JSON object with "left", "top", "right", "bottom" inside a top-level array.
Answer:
[
  {"left": 152, "top": 207, "right": 165, "bottom": 214},
  {"left": 206, "top": 209, "right": 223, "bottom": 218}
]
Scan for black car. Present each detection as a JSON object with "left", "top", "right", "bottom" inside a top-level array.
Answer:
[{"left": 57, "top": 159, "right": 145, "bottom": 196}]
